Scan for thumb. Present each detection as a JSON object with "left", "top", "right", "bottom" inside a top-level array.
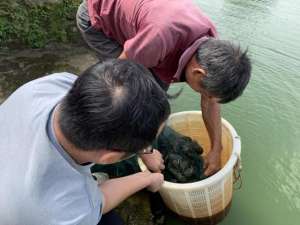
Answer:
[
  {"left": 204, "top": 166, "right": 213, "bottom": 177},
  {"left": 203, "top": 156, "right": 208, "bottom": 170}
]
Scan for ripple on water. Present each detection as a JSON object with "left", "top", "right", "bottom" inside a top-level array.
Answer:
[{"left": 267, "top": 152, "right": 300, "bottom": 210}]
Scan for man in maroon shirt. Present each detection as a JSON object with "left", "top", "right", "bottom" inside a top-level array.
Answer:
[{"left": 76, "top": 0, "right": 251, "bottom": 177}]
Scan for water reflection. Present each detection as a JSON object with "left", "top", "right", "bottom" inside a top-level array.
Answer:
[
  {"left": 225, "top": 0, "right": 277, "bottom": 9},
  {"left": 268, "top": 152, "right": 300, "bottom": 210},
  {"left": 220, "top": 0, "right": 277, "bottom": 42}
]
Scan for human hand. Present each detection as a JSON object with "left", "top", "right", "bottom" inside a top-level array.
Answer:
[
  {"left": 145, "top": 171, "right": 164, "bottom": 192},
  {"left": 204, "top": 149, "right": 222, "bottom": 176},
  {"left": 140, "top": 149, "right": 165, "bottom": 172}
]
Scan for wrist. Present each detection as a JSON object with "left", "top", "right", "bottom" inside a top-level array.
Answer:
[
  {"left": 211, "top": 144, "right": 223, "bottom": 153},
  {"left": 137, "top": 171, "right": 152, "bottom": 187}
]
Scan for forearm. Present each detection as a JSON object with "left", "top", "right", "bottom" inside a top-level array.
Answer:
[
  {"left": 118, "top": 50, "right": 127, "bottom": 59},
  {"left": 201, "top": 96, "right": 222, "bottom": 151},
  {"left": 99, "top": 171, "right": 151, "bottom": 213}
]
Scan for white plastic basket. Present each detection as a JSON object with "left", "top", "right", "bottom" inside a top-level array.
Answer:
[{"left": 138, "top": 111, "right": 241, "bottom": 222}]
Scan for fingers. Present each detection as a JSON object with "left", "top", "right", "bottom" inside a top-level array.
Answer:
[
  {"left": 150, "top": 158, "right": 164, "bottom": 173},
  {"left": 159, "top": 157, "right": 165, "bottom": 170},
  {"left": 142, "top": 149, "right": 165, "bottom": 173},
  {"left": 203, "top": 150, "right": 221, "bottom": 177},
  {"left": 159, "top": 162, "right": 165, "bottom": 171},
  {"left": 204, "top": 165, "right": 220, "bottom": 176},
  {"left": 204, "top": 167, "right": 212, "bottom": 177},
  {"left": 203, "top": 156, "right": 208, "bottom": 170},
  {"left": 147, "top": 173, "right": 164, "bottom": 192},
  {"left": 153, "top": 161, "right": 164, "bottom": 173}
]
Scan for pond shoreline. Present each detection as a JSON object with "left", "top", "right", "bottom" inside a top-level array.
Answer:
[{"left": 0, "top": 43, "right": 97, "bottom": 103}]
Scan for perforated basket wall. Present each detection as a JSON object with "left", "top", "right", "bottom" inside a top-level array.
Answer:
[{"left": 139, "top": 111, "right": 241, "bottom": 219}]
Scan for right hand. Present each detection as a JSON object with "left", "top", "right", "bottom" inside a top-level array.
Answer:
[
  {"left": 146, "top": 172, "right": 164, "bottom": 192},
  {"left": 140, "top": 149, "right": 165, "bottom": 173}
]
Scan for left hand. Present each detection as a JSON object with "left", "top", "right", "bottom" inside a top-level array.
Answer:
[
  {"left": 140, "top": 149, "right": 165, "bottom": 173},
  {"left": 204, "top": 148, "right": 222, "bottom": 176}
]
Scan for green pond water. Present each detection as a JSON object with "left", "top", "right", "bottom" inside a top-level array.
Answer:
[{"left": 168, "top": 0, "right": 300, "bottom": 224}]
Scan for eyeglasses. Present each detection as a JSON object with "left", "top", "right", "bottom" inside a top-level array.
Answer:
[
  {"left": 120, "top": 145, "right": 154, "bottom": 161},
  {"left": 138, "top": 145, "right": 154, "bottom": 154}
]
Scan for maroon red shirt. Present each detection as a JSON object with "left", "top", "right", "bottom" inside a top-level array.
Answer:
[{"left": 88, "top": 0, "right": 218, "bottom": 84}]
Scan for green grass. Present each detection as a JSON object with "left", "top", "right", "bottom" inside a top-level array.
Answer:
[{"left": 0, "top": 0, "right": 81, "bottom": 48}]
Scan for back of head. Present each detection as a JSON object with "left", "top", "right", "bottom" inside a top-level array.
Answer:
[
  {"left": 59, "top": 59, "right": 170, "bottom": 152},
  {"left": 196, "top": 38, "right": 252, "bottom": 103}
]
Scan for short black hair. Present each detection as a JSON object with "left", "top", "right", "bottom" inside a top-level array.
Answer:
[
  {"left": 59, "top": 59, "right": 170, "bottom": 153},
  {"left": 195, "top": 38, "right": 251, "bottom": 103}
]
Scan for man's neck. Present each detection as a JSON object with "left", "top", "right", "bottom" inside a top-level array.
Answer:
[{"left": 52, "top": 106, "right": 93, "bottom": 165}]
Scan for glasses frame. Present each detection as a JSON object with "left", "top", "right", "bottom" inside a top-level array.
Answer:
[
  {"left": 118, "top": 145, "right": 154, "bottom": 161},
  {"left": 138, "top": 145, "right": 154, "bottom": 155}
]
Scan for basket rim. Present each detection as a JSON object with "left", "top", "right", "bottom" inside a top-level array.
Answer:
[{"left": 138, "top": 110, "right": 241, "bottom": 190}]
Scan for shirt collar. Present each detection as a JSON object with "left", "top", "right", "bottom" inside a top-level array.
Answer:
[
  {"left": 173, "top": 36, "right": 210, "bottom": 82},
  {"left": 47, "top": 105, "right": 94, "bottom": 172}
]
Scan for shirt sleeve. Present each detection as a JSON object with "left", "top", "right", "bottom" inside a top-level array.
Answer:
[
  {"left": 47, "top": 178, "right": 104, "bottom": 225},
  {"left": 77, "top": 180, "right": 104, "bottom": 225},
  {"left": 123, "top": 24, "right": 174, "bottom": 68}
]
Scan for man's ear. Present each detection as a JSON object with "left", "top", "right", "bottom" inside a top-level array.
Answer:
[
  {"left": 96, "top": 149, "right": 123, "bottom": 164},
  {"left": 192, "top": 67, "right": 206, "bottom": 78}
]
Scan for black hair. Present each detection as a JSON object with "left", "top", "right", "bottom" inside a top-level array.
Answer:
[
  {"left": 59, "top": 59, "right": 170, "bottom": 153},
  {"left": 196, "top": 38, "right": 252, "bottom": 103}
]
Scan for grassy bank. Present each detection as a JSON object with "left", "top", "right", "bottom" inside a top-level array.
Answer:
[{"left": 0, "top": 0, "right": 81, "bottom": 48}]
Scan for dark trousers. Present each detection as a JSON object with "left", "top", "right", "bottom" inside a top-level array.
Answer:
[{"left": 97, "top": 210, "right": 124, "bottom": 225}]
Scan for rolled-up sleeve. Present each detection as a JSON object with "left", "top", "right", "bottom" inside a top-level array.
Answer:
[{"left": 124, "top": 25, "right": 172, "bottom": 68}]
